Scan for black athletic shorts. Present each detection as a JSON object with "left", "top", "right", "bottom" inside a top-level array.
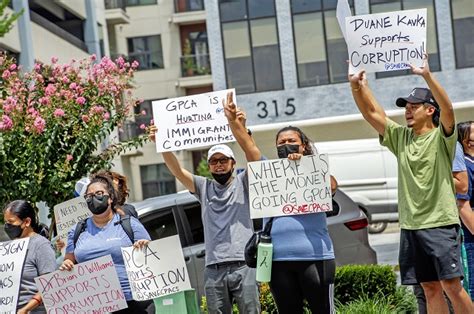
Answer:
[{"left": 399, "top": 224, "right": 463, "bottom": 285}]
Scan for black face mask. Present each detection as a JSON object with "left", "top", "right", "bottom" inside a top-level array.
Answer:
[
  {"left": 212, "top": 171, "right": 233, "bottom": 185},
  {"left": 4, "top": 223, "right": 23, "bottom": 240},
  {"left": 277, "top": 144, "right": 301, "bottom": 158},
  {"left": 86, "top": 195, "right": 110, "bottom": 215}
]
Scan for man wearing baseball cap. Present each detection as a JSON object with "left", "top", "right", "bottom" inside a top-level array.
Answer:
[
  {"left": 148, "top": 113, "right": 260, "bottom": 313},
  {"left": 349, "top": 55, "right": 472, "bottom": 313}
]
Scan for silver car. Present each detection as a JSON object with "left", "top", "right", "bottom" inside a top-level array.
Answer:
[{"left": 133, "top": 189, "right": 377, "bottom": 301}]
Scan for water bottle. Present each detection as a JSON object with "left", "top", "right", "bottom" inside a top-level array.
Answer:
[{"left": 256, "top": 235, "right": 273, "bottom": 282}]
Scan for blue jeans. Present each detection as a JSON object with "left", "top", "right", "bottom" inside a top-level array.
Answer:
[{"left": 463, "top": 242, "right": 474, "bottom": 300}]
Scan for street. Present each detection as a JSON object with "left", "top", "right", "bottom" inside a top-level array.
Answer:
[{"left": 368, "top": 223, "right": 400, "bottom": 266}]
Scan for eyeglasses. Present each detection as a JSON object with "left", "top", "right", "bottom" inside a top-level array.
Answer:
[
  {"left": 84, "top": 191, "right": 108, "bottom": 202},
  {"left": 208, "top": 157, "right": 231, "bottom": 165}
]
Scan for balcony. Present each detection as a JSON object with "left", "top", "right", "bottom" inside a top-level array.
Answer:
[
  {"left": 177, "top": 53, "right": 212, "bottom": 88},
  {"left": 104, "top": 0, "right": 130, "bottom": 25},
  {"left": 171, "top": 0, "right": 205, "bottom": 25}
]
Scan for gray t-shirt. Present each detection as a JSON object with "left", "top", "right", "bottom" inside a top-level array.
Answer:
[
  {"left": 17, "top": 234, "right": 57, "bottom": 312},
  {"left": 193, "top": 171, "right": 254, "bottom": 266}
]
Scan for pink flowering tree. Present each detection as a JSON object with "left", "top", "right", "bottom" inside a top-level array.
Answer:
[{"left": 0, "top": 54, "right": 149, "bottom": 217}]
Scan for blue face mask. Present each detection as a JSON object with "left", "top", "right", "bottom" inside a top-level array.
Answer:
[{"left": 277, "top": 144, "right": 300, "bottom": 158}]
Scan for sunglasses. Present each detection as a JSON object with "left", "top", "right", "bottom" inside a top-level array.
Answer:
[{"left": 208, "top": 157, "right": 231, "bottom": 165}]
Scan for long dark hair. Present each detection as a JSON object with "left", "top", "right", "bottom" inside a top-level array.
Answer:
[
  {"left": 275, "top": 126, "right": 314, "bottom": 156},
  {"left": 458, "top": 121, "right": 473, "bottom": 149},
  {"left": 3, "top": 200, "right": 49, "bottom": 238},
  {"left": 87, "top": 174, "right": 118, "bottom": 211}
]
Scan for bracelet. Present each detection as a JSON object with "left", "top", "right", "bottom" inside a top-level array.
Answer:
[
  {"left": 351, "top": 84, "right": 361, "bottom": 92},
  {"left": 31, "top": 296, "right": 42, "bottom": 304}
]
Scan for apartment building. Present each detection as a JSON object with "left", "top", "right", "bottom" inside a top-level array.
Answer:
[{"left": 2, "top": 1, "right": 473, "bottom": 203}]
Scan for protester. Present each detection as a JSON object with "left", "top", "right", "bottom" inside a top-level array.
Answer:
[
  {"left": 456, "top": 121, "right": 474, "bottom": 300},
  {"left": 349, "top": 54, "right": 472, "bottom": 313},
  {"left": 91, "top": 170, "right": 138, "bottom": 218},
  {"left": 414, "top": 140, "right": 471, "bottom": 312},
  {"left": 148, "top": 111, "right": 260, "bottom": 314},
  {"left": 222, "top": 92, "right": 337, "bottom": 314},
  {"left": 3, "top": 200, "right": 56, "bottom": 314},
  {"left": 59, "top": 174, "right": 152, "bottom": 313}
]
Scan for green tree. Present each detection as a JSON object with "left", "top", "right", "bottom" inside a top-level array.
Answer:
[
  {"left": 0, "top": 0, "right": 22, "bottom": 37},
  {"left": 0, "top": 54, "right": 149, "bottom": 221},
  {"left": 196, "top": 157, "right": 212, "bottom": 179}
]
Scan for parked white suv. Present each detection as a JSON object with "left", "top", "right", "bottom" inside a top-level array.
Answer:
[{"left": 317, "top": 138, "right": 398, "bottom": 233}]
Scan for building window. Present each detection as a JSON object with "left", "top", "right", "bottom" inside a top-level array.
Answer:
[
  {"left": 126, "top": 0, "right": 157, "bottom": 6},
  {"left": 291, "top": 0, "right": 354, "bottom": 87},
  {"left": 140, "top": 164, "right": 177, "bottom": 199},
  {"left": 219, "top": 0, "right": 283, "bottom": 94},
  {"left": 127, "top": 35, "right": 164, "bottom": 70},
  {"left": 451, "top": 0, "right": 474, "bottom": 68},
  {"left": 370, "top": 0, "right": 440, "bottom": 78}
]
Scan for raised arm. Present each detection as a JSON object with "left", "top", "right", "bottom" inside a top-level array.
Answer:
[
  {"left": 410, "top": 54, "right": 455, "bottom": 136},
  {"left": 223, "top": 92, "right": 262, "bottom": 162},
  {"left": 148, "top": 125, "right": 195, "bottom": 193},
  {"left": 349, "top": 70, "right": 387, "bottom": 136}
]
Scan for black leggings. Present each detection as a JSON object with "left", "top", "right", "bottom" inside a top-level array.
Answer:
[{"left": 270, "top": 260, "right": 336, "bottom": 314}]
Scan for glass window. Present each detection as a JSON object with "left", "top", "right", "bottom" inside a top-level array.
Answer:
[
  {"left": 140, "top": 164, "right": 176, "bottom": 199},
  {"left": 126, "top": 0, "right": 157, "bottom": 6},
  {"left": 451, "top": 0, "right": 474, "bottom": 68},
  {"left": 220, "top": 0, "right": 283, "bottom": 94},
  {"left": 127, "top": 35, "right": 164, "bottom": 70},
  {"left": 141, "top": 209, "right": 178, "bottom": 240},
  {"left": 182, "top": 204, "right": 204, "bottom": 244},
  {"left": 370, "top": 0, "right": 441, "bottom": 78},
  {"left": 291, "top": 0, "right": 353, "bottom": 86}
]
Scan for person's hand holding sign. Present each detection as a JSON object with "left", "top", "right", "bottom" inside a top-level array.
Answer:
[
  {"left": 148, "top": 124, "right": 157, "bottom": 143},
  {"left": 410, "top": 53, "right": 430, "bottom": 78},
  {"left": 348, "top": 69, "right": 368, "bottom": 92},
  {"left": 133, "top": 239, "right": 150, "bottom": 250},
  {"left": 223, "top": 92, "right": 237, "bottom": 123}
]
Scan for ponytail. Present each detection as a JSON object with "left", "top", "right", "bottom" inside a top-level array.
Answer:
[{"left": 3, "top": 200, "right": 49, "bottom": 239}]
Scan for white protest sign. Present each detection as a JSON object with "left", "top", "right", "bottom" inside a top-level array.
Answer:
[
  {"left": 345, "top": 8, "right": 427, "bottom": 73},
  {"left": 121, "top": 235, "right": 191, "bottom": 300},
  {"left": 248, "top": 155, "right": 333, "bottom": 219},
  {"left": 152, "top": 89, "right": 236, "bottom": 152},
  {"left": 0, "top": 238, "right": 29, "bottom": 313},
  {"left": 35, "top": 255, "right": 127, "bottom": 313},
  {"left": 54, "top": 197, "right": 91, "bottom": 255}
]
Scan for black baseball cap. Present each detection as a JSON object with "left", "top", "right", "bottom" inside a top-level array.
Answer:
[{"left": 396, "top": 88, "right": 439, "bottom": 110}]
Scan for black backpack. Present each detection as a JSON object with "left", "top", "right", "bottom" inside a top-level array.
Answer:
[{"left": 73, "top": 215, "right": 135, "bottom": 247}]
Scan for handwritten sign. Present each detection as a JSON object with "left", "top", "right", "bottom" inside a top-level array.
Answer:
[
  {"left": 345, "top": 8, "right": 427, "bottom": 73},
  {"left": 248, "top": 155, "right": 332, "bottom": 219},
  {"left": 121, "top": 236, "right": 191, "bottom": 300},
  {"left": 54, "top": 197, "right": 91, "bottom": 255},
  {"left": 35, "top": 255, "right": 127, "bottom": 313},
  {"left": 152, "top": 89, "right": 236, "bottom": 152},
  {"left": 0, "top": 238, "right": 29, "bottom": 313}
]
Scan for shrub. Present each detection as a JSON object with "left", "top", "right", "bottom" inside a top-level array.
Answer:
[{"left": 334, "top": 264, "right": 397, "bottom": 304}]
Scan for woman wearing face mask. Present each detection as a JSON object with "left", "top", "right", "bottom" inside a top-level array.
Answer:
[
  {"left": 223, "top": 93, "right": 337, "bottom": 314},
  {"left": 3, "top": 200, "right": 57, "bottom": 314},
  {"left": 59, "top": 175, "right": 152, "bottom": 313}
]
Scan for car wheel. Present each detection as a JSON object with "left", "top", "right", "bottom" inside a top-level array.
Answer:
[{"left": 368, "top": 222, "right": 388, "bottom": 234}]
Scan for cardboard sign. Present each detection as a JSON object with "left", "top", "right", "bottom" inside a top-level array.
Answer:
[
  {"left": 54, "top": 197, "right": 91, "bottom": 255},
  {"left": 345, "top": 8, "right": 427, "bottom": 73},
  {"left": 152, "top": 89, "right": 236, "bottom": 152},
  {"left": 121, "top": 236, "right": 191, "bottom": 300},
  {"left": 0, "top": 238, "right": 30, "bottom": 313},
  {"left": 35, "top": 255, "right": 127, "bottom": 313},
  {"left": 248, "top": 155, "right": 333, "bottom": 219}
]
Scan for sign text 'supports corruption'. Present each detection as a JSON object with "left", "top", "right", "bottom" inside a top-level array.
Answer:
[
  {"left": 345, "top": 8, "right": 427, "bottom": 73},
  {"left": 35, "top": 255, "right": 128, "bottom": 314},
  {"left": 152, "top": 89, "right": 236, "bottom": 152},
  {"left": 248, "top": 155, "right": 333, "bottom": 219},
  {"left": 121, "top": 235, "right": 191, "bottom": 300}
]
